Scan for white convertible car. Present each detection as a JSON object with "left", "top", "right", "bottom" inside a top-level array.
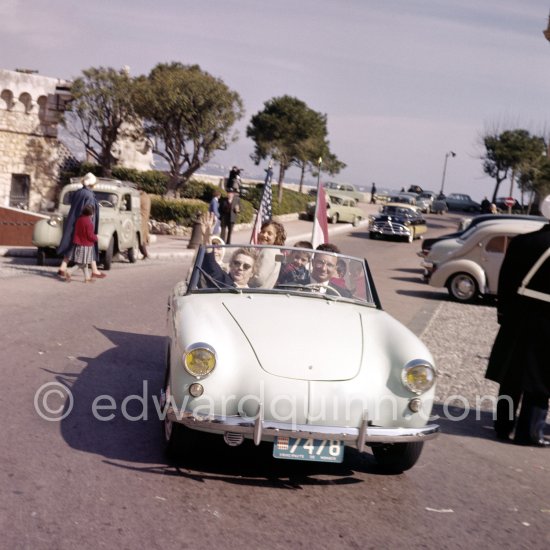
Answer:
[{"left": 162, "top": 244, "right": 438, "bottom": 472}]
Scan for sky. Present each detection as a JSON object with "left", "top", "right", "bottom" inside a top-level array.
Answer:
[{"left": 2, "top": 0, "right": 550, "bottom": 200}]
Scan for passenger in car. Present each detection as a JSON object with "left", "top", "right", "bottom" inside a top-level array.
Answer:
[
  {"left": 249, "top": 221, "right": 287, "bottom": 288},
  {"left": 201, "top": 247, "right": 258, "bottom": 288},
  {"left": 307, "top": 244, "right": 352, "bottom": 297},
  {"left": 277, "top": 241, "right": 313, "bottom": 285}
]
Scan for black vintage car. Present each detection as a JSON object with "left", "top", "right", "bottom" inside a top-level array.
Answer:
[{"left": 369, "top": 204, "right": 427, "bottom": 243}]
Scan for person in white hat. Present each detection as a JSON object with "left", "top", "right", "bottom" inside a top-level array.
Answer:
[{"left": 56, "top": 172, "right": 106, "bottom": 279}]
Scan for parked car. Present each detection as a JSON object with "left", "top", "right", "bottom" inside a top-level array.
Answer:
[
  {"left": 423, "top": 219, "right": 546, "bottom": 302},
  {"left": 32, "top": 178, "right": 144, "bottom": 269},
  {"left": 418, "top": 213, "right": 547, "bottom": 257},
  {"left": 493, "top": 197, "right": 523, "bottom": 212},
  {"left": 397, "top": 192, "right": 431, "bottom": 213},
  {"left": 441, "top": 193, "right": 481, "bottom": 213},
  {"left": 307, "top": 194, "right": 363, "bottom": 225},
  {"left": 323, "top": 182, "right": 365, "bottom": 203},
  {"left": 369, "top": 203, "right": 428, "bottom": 242},
  {"left": 373, "top": 187, "right": 398, "bottom": 204},
  {"left": 419, "top": 190, "right": 438, "bottom": 211},
  {"left": 387, "top": 194, "right": 417, "bottom": 208},
  {"left": 162, "top": 244, "right": 439, "bottom": 472}
]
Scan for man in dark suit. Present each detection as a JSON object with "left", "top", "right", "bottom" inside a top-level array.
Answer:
[
  {"left": 306, "top": 243, "right": 352, "bottom": 297},
  {"left": 219, "top": 191, "right": 240, "bottom": 244},
  {"left": 486, "top": 196, "right": 550, "bottom": 447}
]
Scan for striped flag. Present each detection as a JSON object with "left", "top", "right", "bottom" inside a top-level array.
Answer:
[
  {"left": 312, "top": 182, "right": 329, "bottom": 249},
  {"left": 250, "top": 163, "right": 274, "bottom": 244}
]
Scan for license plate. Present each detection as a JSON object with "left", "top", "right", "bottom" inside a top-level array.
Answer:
[{"left": 273, "top": 436, "right": 343, "bottom": 463}]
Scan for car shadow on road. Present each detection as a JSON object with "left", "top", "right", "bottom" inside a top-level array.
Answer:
[
  {"left": 430, "top": 403, "right": 523, "bottom": 445},
  {"left": 56, "top": 327, "right": 401, "bottom": 487}
]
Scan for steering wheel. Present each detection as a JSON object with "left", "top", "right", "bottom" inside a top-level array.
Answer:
[
  {"left": 98, "top": 200, "right": 114, "bottom": 207},
  {"left": 303, "top": 283, "right": 342, "bottom": 297}
]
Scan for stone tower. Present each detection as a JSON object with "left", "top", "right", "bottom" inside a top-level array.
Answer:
[{"left": 0, "top": 68, "right": 73, "bottom": 211}]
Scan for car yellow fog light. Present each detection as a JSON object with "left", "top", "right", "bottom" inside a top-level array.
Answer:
[
  {"left": 401, "top": 360, "right": 436, "bottom": 395},
  {"left": 188, "top": 383, "right": 204, "bottom": 397},
  {"left": 408, "top": 398, "right": 422, "bottom": 412},
  {"left": 183, "top": 343, "right": 216, "bottom": 378}
]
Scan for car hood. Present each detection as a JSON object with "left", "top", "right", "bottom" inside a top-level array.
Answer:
[{"left": 224, "top": 296, "right": 363, "bottom": 381}]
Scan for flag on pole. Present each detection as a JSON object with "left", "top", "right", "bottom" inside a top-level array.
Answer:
[
  {"left": 312, "top": 184, "right": 329, "bottom": 248},
  {"left": 311, "top": 157, "right": 329, "bottom": 248},
  {"left": 250, "top": 163, "right": 273, "bottom": 244}
]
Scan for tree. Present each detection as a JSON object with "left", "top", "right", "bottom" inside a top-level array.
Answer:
[
  {"left": 247, "top": 95, "right": 344, "bottom": 202},
  {"left": 64, "top": 66, "right": 141, "bottom": 176},
  {"left": 134, "top": 62, "right": 244, "bottom": 196},
  {"left": 482, "top": 129, "right": 545, "bottom": 203}
]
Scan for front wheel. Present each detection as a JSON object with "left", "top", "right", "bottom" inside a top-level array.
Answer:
[
  {"left": 127, "top": 233, "right": 139, "bottom": 263},
  {"left": 447, "top": 272, "right": 479, "bottom": 303},
  {"left": 36, "top": 248, "right": 46, "bottom": 266},
  {"left": 371, "top": 441, "right": 424, "bottom": 473},
  {"left": 331, "top": 213, "right": 339, "bottom": 224}
]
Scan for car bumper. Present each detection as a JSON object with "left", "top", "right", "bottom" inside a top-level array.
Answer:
[
  {"left": 370, "top": 223, "right": 411, "bottom": 238},
  {"left": 167, "top": 406, "right": 439, "bottom": 448}
]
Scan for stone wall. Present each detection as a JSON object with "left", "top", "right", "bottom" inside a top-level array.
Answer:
[{"left": 0, "top": 69, "right": 72, "bottom": 211}]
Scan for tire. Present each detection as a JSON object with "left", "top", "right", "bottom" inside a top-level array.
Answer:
[
  {"left": 162, "top": 367, "right": 200, "bottom": 459},
  {"left": 36, "top": 248, "right": 46, "bottom": 266},
  {"left": 372, "top": 441, "right": 424, "bottom": 473},
  {"left": 127, "top": 234, "right": 139, "bottom": 263},
  {"left": 447, "top": 272, "right": 479, "bottom": 303},
  {"left": 331, "top": 213, "right": 339, "bottom": 224},
  {"left": 102, "top": 236, "right": 114, "bottom": 271},
  {"left": 370, "top": 231, "right": 378, "bottom": 240}
]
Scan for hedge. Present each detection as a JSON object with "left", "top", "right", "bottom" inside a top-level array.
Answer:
[
  {"left": 62, "top": 162, "right": 308, "bottom": 226},
  {"left": 151, "top": 196, "right": 255, "bottom": 225}
]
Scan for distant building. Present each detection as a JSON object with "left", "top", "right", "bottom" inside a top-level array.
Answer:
[
  {"left": 0, "top": 68, "right": 73, "bottom": 211},
  {"left": 0, "top": 68, "right": 153, "bottom": 213}
]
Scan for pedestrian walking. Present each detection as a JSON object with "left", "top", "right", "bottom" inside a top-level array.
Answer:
[
  {"left": 370, "top": 182, "right": 377, "bottom": 204},
  {"left": 219, "top": 190, "right": 240, "bottom": 244},
  {"left": 65, "top": 204, "right": 98, "bottom": 283},
  {"left": 56, "top": 172, "right": 106, "bottom": 280},
  {"left": 208, "top": 190, "right": 221, "bottom": 235},
  {"left": 486, "top": 195, "right": 550, "bottom": 447},
  {"left": 139, "top": 190, "right": 151, "bottom": 259}
]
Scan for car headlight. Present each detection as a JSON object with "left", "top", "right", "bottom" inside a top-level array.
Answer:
[
  {"left": 48, "top": 215, "right": 63, "bottom": 227},
  {"left": 183, "top": 342, "right": 217, "bottom": 378},
  {"left": 401, "top": 360, "right": 436, "bottom": 395}
]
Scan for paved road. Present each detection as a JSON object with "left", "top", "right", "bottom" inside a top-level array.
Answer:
[{"left": 1, "top": 210, "right": 549, "bottom": 549}]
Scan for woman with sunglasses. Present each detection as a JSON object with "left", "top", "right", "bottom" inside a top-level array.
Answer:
[
  {"left": 202, "top": 247, "right": 257, "bottom": 288},
  {"left": 200, "top": 212, "right": 257, "bottom": 288}
]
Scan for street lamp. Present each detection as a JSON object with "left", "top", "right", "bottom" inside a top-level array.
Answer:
[{"left": 439, "top": 151, "right": 456, "bottom": 195}]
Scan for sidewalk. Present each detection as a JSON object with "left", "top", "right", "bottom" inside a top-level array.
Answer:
[{"left": 0, "top": 203, "right": 380, "bottom": 260}]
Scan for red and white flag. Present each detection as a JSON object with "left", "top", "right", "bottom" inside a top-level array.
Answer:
[{"left": 311, "top": 184, "right": 329, "bottom": 248}]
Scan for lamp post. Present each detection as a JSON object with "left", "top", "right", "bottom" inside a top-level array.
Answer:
[{"left": 439, "top": 151, "right": 456, "bottom": 195}]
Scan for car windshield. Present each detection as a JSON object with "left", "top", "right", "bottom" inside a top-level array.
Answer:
[
  {"left": 187, "top": 244, "right": 377, "bottom": 306},
  {"left": 62, "top": 190, "right": 118, "bottom": 208},
  {"left": 457, "top": 223, "right": 487, "bottom": 242}
]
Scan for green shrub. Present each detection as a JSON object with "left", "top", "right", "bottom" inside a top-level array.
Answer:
[
  {"left": 111, "top": 167, "right": 168, "bottom": 195},
  {"left": 246, "top": 184, "right": 310, "bottom": 215},
  {"left": 179, "top": 179, "right": 222, "bottom": 202},
  {"left": 151, "top": 197, "right": 208, "bottom": 225}
]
